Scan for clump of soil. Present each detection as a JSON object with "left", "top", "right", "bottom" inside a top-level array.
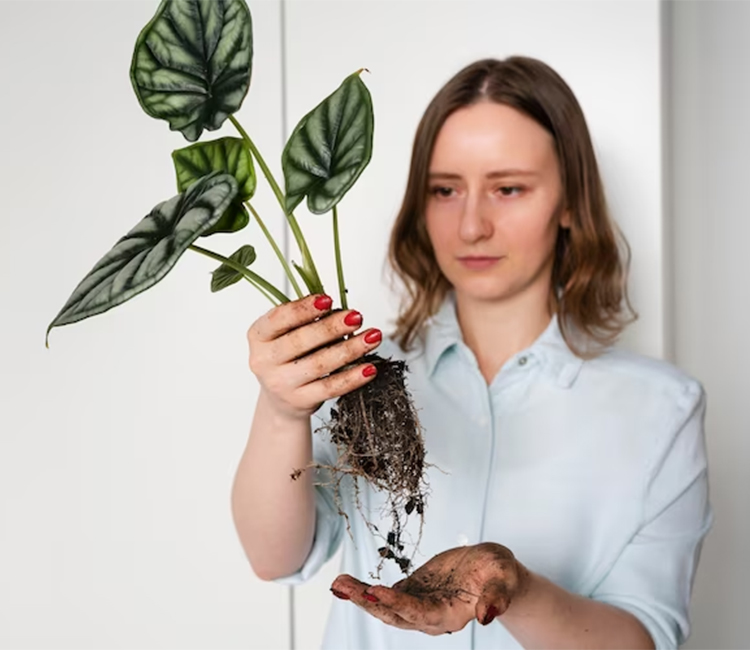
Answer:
[
  {"left": 300, "top": 353, "right": 429, "bottom": 576},
  {"left": 397, "top": 567, "right": 471, "bottom": 608}
]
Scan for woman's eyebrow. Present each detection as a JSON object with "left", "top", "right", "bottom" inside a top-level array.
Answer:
[
  {"left": 428, "top": 172, "right": 462, "bottom": 180},
  {"left": 428, "top": 169, "right": 539, "bottom": 180},
  {"left": 486, "top": 169, "right": 539, "bottom": 178}
]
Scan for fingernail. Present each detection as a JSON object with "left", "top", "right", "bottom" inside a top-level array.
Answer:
[
  {"left": 330, "top": 588, "right": 350, "bottom": 600},
  {"left": 363, "top": 592, "right": 379, "bottom": 603},
  {"left": 364, "top": 328, "right": 382, "bottom": 345},
  {"left": 482, "top": 605, "right": 499, "bottom": 625},
  {"left": 362, "top": 364, "right": 377, "bottom": 378},
  {"left": 314, "top": 295, "right": 333, "bottom": 311},
  {"left": 344, "top": 311, "right": 363, "bottom": 327}
]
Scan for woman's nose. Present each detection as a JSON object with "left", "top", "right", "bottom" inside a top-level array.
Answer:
[{"left": 458, "top": 195, "right": 493, "bottom": 243}]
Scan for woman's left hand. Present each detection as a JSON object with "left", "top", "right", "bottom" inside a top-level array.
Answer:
[{"left": 330, "top": 542, "right": 528, "bottom": 636}]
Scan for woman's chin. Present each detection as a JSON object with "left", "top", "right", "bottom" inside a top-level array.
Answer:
[{"left": 451, "top": 279, "right": 514, "bottom": 304}]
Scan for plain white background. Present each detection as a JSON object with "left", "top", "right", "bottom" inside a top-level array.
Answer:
[
  {"left": 669, "top": 2, "right": 750, "bottom": 648},
  {"left": 0, "top": 0, "right": 744, "bottom": 648},
  {"left": 0, "top": 1, "right": 289, "bottom": 647}
]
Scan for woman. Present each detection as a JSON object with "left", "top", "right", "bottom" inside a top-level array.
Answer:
[{"left": 231, "top": 57, "right": 712, "bottom": 649}]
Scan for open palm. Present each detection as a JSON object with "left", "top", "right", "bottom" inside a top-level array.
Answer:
[{"left": 331, "top": 542, "right": 526, "bottom": 635}]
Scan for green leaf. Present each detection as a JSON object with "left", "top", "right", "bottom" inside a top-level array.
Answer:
[
  {"left": 282, "top": 70, "right": 374, "bottom": 215},
  {"left": 173, "top": 138, "right": 256, "bottom": 198},
  {"left": 292, "top": 261, "right": 324, "bottom": 295},
  {"left": 46, "top": 173, "right": 238, "bottom": 345},
  {"left": 173, "top": 137, "right": 255, "bottom": 235},
  {"left": 131, "top": 0, "right": 253, "bottom": 142},
  {"left": 211, "top": 244, "right": 257, "bottom": 292}
]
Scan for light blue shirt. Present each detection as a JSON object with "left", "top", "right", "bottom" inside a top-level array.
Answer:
[{"left": 277, "top": 294, "right": 713, "bottom": 649}]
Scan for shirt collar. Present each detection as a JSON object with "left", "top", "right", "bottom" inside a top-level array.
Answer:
[{"left": 423, "top": 292, "right": 584, "bottom": 388}]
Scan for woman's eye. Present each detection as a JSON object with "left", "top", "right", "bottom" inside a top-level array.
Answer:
[
  {"left": 498, "top": 186, "right": 522, "bottom": 197},
  {"left": 429, "top": 186, "right": 454, "bottom": 198}
]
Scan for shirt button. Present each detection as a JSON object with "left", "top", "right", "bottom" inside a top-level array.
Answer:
[
  {"left": 518, "top": 356, "right": 528, "bottom": 366},
  {"left": 477, "top": 417, "right": 488, "bottom": 427},
  {"left": 457, "top": 534, "right": 470, "bottom": 547}
]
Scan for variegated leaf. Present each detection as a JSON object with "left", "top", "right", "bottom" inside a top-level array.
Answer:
[
  {"left": 282, "top": 70, "right": 373, "bottom": 215},
  {"left": 131, "top": 0, "right": 253, "bottom": 142},
  {"left": 211, "top": 244, "right": 257, "bottom": 292},
  {"left": 173, "top": 137, "right": 255, "bottom": 235},
  {"left": 46, "top": 173, "right": 238, "bottom": 344}
]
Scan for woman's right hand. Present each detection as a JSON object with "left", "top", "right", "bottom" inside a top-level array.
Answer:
[{"left": 246, "top": 294, "right": 383, "bottom": 422}]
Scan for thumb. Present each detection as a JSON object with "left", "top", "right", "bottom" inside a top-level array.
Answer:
[{"left": 475, "top": 578, "right": 512, "bottom": 625}]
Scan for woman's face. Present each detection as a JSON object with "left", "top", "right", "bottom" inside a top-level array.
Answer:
[{"left": 425, "top": 101, "right": 569, "bottom": 307}]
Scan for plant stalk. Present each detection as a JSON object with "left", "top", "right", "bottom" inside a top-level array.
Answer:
[
  {"left": 246, "top": 279, "right": 279, "bottom": 306},
  {"left": 229, "top": 115, "right": 324, "bottom": 294},
  {"left": 188, "top": 244, "right": 289, "bottom": 304},
  {"left": 246, "top": 202, "right": 303, "bottom": 298},
  {"left": 332, "top": 206, "right": 348, "bottom": 310}
]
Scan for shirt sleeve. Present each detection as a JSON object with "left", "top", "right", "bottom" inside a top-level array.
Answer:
[
  {"left": 273, "top": 402, "right": 345, "bottom": 586},
  {"left": 589, "top": 380, "right": 713, "bottom": 649}
]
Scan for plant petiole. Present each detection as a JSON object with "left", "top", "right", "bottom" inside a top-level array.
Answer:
[
  {"left": 229, "top": 115, "right": 325, "bottom": 295},
  {"left": 188, "top": 244, "right": 289, "bottom": 305},
  {"left": 246, "top": 202, "right": 303, "bottom": 299},
  {"left": 332, "top": 205, "right": 348, "bottom": 310}
]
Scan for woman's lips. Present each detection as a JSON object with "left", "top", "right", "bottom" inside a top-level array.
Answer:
[{"left": 457, "top": 256, "right": 502, "bottom": 270}]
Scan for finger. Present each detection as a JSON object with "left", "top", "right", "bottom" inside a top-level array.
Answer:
[
  {"left": 293, "top": 328, "right": 382, "bottom": 384},
  {"left": 475, "top": 578, "right": 512, "bottom": 625},
  {"left": 296, "top": 356, "right": 380, "bottom": 404},
  {"left": 332, "top": 577, "right": 434, "bottom": 617},
  {"left": 331, "top": 574, "right": 369, "bottom": 594},
  {"left": 274, "top": 311, "right": 373, "bottom": 366},
  {"left": 356, "top": 601, "right": 415, "bottom": 630},
  {"left": 332, "top": 578, "right": 418, "bottom": 631},
  {"left": 333, "top": 576, "right": 463, "bottom": 635},
  {"left": 249, "top": 294, "right": 333, "bottom": 343},
  {"left": 365, "top": 585, "right": 447, "bottom": 628},
  {"left": 364, "top": 585, "right": 471, "bottom": 635}
]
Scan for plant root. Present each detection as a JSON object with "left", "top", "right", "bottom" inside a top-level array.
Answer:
[{"left": 301, "top": 353, "right": 430, "bottom": 577}]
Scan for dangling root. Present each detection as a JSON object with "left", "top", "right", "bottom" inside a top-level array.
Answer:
[{"left": 296, "top": 354, "right": 430, "bottom": 576}]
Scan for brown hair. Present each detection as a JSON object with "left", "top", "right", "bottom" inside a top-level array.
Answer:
[{"left": 388, "top": 56, "right": 636, "bottom": 356}]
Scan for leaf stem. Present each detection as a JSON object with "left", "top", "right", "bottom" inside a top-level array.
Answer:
[
  {"left": 234, "top": 267, "right": 280, "bottom": 305},
  {"left": 243, "top": 277, "right": 280, "bottom": 306},
  {"left": 246, "top": 202, "right": 303, "bottom": 298},
  {"left": 188, "top": 244, "right": 289, "bottom": 304},
  {"left": 229, "top": 116, "right": 284, "bottom": 205},
  {"left": 229, "top": 115, "right": 324, "bottom": 294},
  {"left": 332, "top": 205, "right": 348, "bottom": 310}
]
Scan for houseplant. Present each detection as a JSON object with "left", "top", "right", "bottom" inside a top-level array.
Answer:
[{"left": 45, "top": 0, "right": 427, "bottom": 574}]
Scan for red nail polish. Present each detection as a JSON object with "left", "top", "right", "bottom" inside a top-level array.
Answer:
[
  {"left": 314, "top": 295, "right": 333, "bottom": 311},
  {"left": 344, "top": 311, "right": 363, "bottom": 327},
  {"left": 364, "top": 328, "right": 382, "bottom": 345},
  {"left": 362, "top": 365, "right": 377, "bottom": 378},
  {"left": 331, "top": 588, "right": 350, "bottom": 600},
  {"left": 363, "top": 592, "right": 379, "bottom": 603},
  {"left": 482, "top": 605, "right": 499, "bottom": 625}
]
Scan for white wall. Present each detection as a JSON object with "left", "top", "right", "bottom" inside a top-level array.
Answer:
[
  {"left": 668, "top": 2, "right": 750, "bottom": 648},
  {"left": 3, "top": 0, "right": 737, "bottom": 648},
  {"left": 281, "top": 0, "right": 667, "bottom": 358},
  {"left": 0, "top": 1, "right": 289, "bottom": 647}
]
